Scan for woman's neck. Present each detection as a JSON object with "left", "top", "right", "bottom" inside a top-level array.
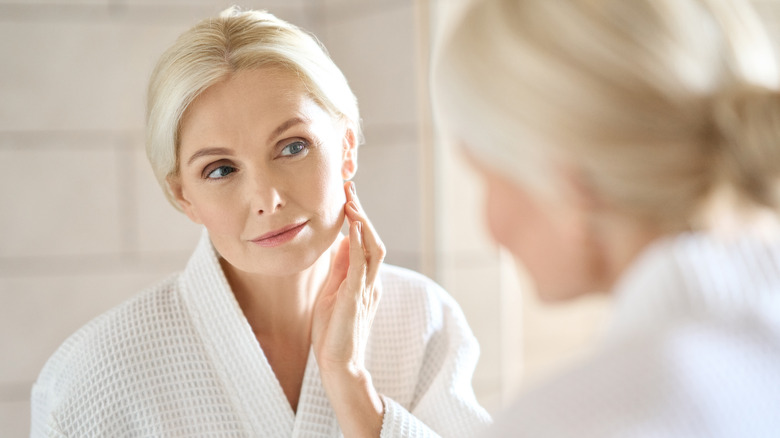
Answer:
[{"left": 220, "top": 244, "right": 335, "bottom": 342}]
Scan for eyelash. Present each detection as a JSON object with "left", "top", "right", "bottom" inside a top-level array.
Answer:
[
  {"left": 203, "top": 162, "right": 236, "bottom": 180},
  {"left": 280, "top": 140, "right": 309, "bottom": 157},
  {"left": 200, "top": 140, "right": 310, "bottom": 180}
]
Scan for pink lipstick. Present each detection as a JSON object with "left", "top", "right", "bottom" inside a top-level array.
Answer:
[{"left": 251, "top": 221, "right": 308, "bottom": 248}]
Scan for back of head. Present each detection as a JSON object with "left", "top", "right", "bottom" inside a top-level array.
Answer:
[
  {"left": 434, "top": 0, "right": 780, "bottom": 232},
  {"left": 146, "top": 7, "right": 361, "bottom": 208}
]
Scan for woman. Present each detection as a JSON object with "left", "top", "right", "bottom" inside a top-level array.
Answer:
[
  {"left": 435, "top": 0, "right": 780, "bottom": 436},
  {"left": 31, "top": 8, "right": 489, "bottom": 437}
]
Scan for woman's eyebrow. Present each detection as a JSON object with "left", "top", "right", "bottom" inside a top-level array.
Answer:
[
  {"left": 186, "top": 147, "right": 234, "bottom": 166},
  {"left": 185, "top": 117, "right": 309, "bottom": 165},
  {"left": 268, "top": 117, "right": 308, "bottom": 143}
]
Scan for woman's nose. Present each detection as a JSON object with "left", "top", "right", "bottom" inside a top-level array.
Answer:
[{"left": 249, "top": 170, "right": 284, "bottom": 215}]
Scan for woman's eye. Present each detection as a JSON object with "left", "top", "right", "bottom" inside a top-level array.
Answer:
[
  {"left": 280, "top": 141, "right": 307, "bottom": 157},
  {"left": 206, "top": 165, "right": 236, "bottom": 179}
]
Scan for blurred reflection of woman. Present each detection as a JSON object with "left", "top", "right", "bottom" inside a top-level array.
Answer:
[
  {"left": 31, "top": 8, "right": 489, "bottom": 437},
  {"left": 435, "top": 0, "right": 780, "bottom": 435}
]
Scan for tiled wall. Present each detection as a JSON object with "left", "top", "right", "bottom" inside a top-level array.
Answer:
[{"left": 0, "top": 0, "right": 432, "bottom": 435}]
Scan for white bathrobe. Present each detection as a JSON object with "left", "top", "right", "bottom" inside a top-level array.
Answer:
[
  {"left": 31, "top": 231, "right": 490, "bottom": 437},
  {"left": 488, "top": 232, "right": 780, "bottom": 437}
]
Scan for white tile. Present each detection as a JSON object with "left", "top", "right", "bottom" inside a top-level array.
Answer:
[
  {"left": 121, "top": 0, "right": 300, "bottom": 4},
  {"left": 382, "top": 251, "right": 420, "bottom": 272},
  {"left": 0, "top": 271, "right": 177, "bottom": 384},
  {"left": 0, "top": 3, "right": 314, "bottom": 136},
  {"left": 0, "top": 143, "right": 123, "bottom": 258},
  {"left": 439, "top": 260, "right": 503, "bottom": 395},
  {"left": 520, "top": 288, "right": 613, "bottom": 386},
  {"left": 498, "top": 249, "right": 527, "bottom": 402},
  {"left": 227, "top": 2, "right": 309, "bottom": 27},
  {"left": 116, "top": 1, "right": 312, "bottom": 29},
  {"left": 438, "top": 139, "right": 500, "bottom": 259},
  {"left": 0, "top": 400, "right": 30, "bottom": 438},
  {"left": 0, "top": 21, "right": 187, "bottom": 131},
  {"left": 352, "top": 140, "right": 421, "bottom": 257},
  {"left": 0, "top": 0, "right": 105, "bottom": 3},
  {"left": 323, "top": 3, "right": 419, "bottom": 129},
  {"left": 132, "top": 147, "right": 202, "bottom": 253},
  {"left": 317, "top": 0, "right": 411, "bottom": 16},
  {"left": 318, "top": 0, "right": 403, "bottom": 7}
]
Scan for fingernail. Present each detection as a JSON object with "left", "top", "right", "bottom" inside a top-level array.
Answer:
[{"left": 350, "top": 181, "right": 357, "bottom": 196}]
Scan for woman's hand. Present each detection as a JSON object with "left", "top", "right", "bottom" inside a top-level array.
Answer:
[{"left": 312, "top": 181, "right": 386, "bottom": 437}]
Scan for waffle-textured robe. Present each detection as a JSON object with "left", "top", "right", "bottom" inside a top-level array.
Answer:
[
  {"left": 31, "top": 231, "right": 490, "bottom": 437},
  {"left": 488, "top": 232, "right": 780, "bottom": 437}
]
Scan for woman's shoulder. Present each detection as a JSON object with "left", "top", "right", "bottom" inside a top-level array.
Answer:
[
  {"left": 33, "top": 273, "right": 189, "bottom": 395},
  {"left": 368, "top": 264, "right": 480, "bottom": 411},
  {"left": 379, "top": 264, "right": 457, "bottom": 302},
  {"left": 374, "top": 264, "right": 469, "bottom": 338},
  {"left": 378, "top": 264, "right": 463, "bottom": 316},
  {"left": 489, "top": 316, "right": 780, "bottom": 437}
]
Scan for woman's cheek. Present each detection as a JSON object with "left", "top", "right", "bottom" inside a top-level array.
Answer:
[
  {"left": 306, "top": 177, "right": 344, "bottom": 227},
  {"left": 329, "top": 187, "right": 347, "bottom": 225},
  {"left": 197, "top": 191, "right": 241, "bottom": 233},
  {"left": 485, "top": 181, "right": 518, "bottom": 249}
]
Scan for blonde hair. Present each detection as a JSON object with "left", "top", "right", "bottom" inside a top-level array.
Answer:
[
  {"left": 146, "top": 7, "right": 361, "bottom": 208},
  {"left": 434, "top": 0, "right": 780, "bottom": 231}
]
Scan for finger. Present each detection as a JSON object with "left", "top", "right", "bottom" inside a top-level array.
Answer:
[
  {"left": 345, "top": 183, "right": 378, "bottom": 240},
  {"left": 331, "top": 234, "right": 351, "bottom": 275},
  {"left": 345, "top": 200, "right": 386, "bottom": 284},
  {"left": 344, "top": 182, "right": 386, "bottom": 284},
  {"left": 371, "top": 279, "right": 382, "bottom": 309},
  {"left": 344, "top": 181, "right": 361, "bottom": 221},
  {"left": 346, "top": 220, "right": 367, "bottom": 297},
  {"left": 321, "top": 235, "right": 350, "bottom": 298},
  {"left": 364, "top": 279, "right": 381, "bottom": 317},
  {"left": 342, "top": 181, "right": 360, "bottom": 226},
  {"left": 345, "top": 180, "right": 357, "bottom": 205}
]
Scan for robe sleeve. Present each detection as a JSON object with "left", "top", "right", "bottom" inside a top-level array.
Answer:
[
  {"left": 378, "top": 290, "right": 492, "bottom": 437},
  {"left": 30, "top": 382, "right": 68, "bottom": 438}
]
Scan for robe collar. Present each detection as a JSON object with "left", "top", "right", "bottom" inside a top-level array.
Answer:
[
  {"left": 605, "top": 231, "right": 780, "bottom": 344},
  {"left": 179, "top": 228, "right": 339, "bottom": 437}
]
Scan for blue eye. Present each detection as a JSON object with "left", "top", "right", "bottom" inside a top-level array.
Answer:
[
  {"left": 206, "top": 165, "right": 236, "bottom": 179},
  {"left": 280, "top": 141, "right": 307, "bottom": 157}
]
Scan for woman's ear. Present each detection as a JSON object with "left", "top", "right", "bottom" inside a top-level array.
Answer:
[
  {"left": 341, "top": 126, "right": 358, "bottom": 180},
  {"left": 167, "top": 175, "right": 202, "bottom": 224}
]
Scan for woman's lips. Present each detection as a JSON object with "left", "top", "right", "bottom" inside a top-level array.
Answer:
[{"left": 251, "top": 221, "right": 309, "bottom": 248}]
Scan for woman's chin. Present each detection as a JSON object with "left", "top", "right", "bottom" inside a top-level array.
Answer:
[
  {"left": 253, "top": 238, "right": 340, "bottom": 277},
  {"left": 221, "top": 248, "right": 319, "bottom": 278}
]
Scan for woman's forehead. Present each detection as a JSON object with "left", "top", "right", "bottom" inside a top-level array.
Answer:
[
  {"left": 183, "top": 70, "right": 320, "bottom": 126},
  {"left": 178, "top": 69, "right": 338, "bottom": 153}
]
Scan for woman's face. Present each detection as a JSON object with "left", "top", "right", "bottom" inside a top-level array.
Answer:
[
  {"left": 469, "top": 157, "right": 603, "bottom": 301},
  {"left": 170, "top": 67, "right": 356, "bottom": 277}
]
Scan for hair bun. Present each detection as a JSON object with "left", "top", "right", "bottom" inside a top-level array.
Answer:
[{"left": 711, "top": 85, "right": 780, "bottom": 209}]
